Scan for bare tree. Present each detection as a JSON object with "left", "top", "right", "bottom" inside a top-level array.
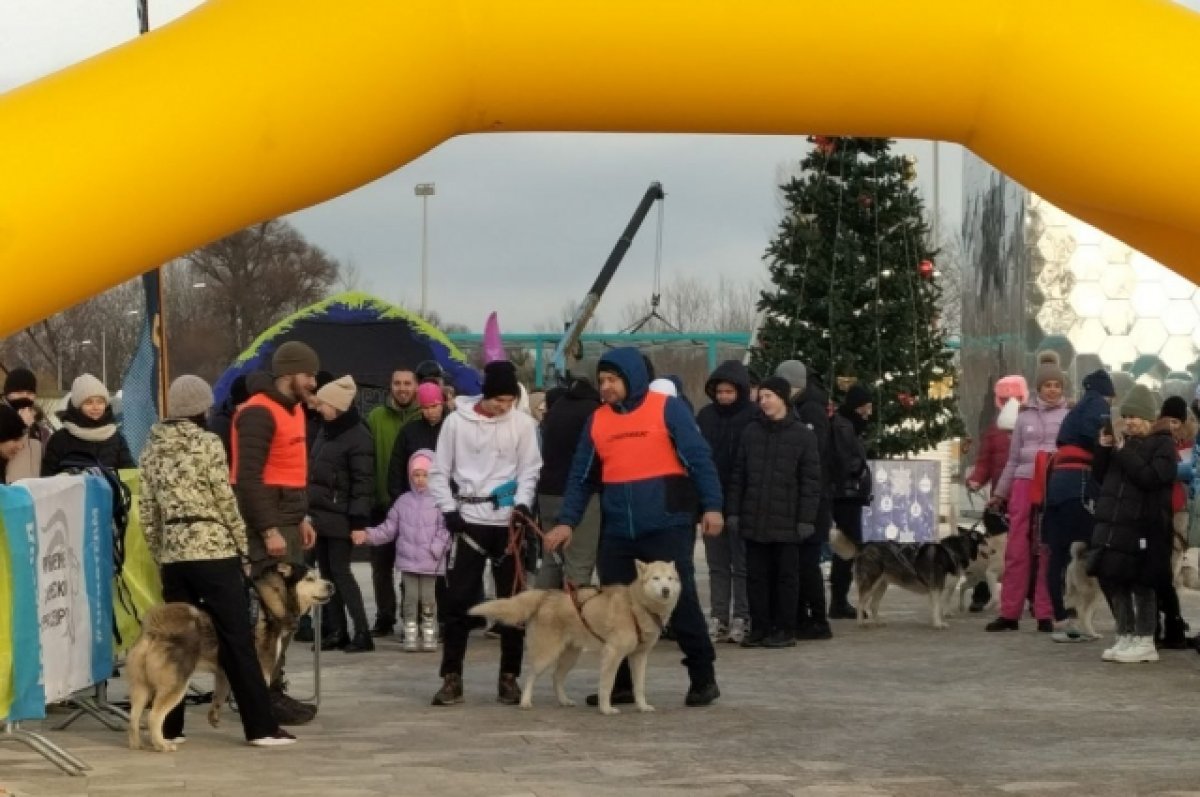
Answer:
[
  {"left": 620, "top": 272, "right": 760, "bottom": 333},
  {"left": 535, "top": 299, "right": 604, "bottom": 334}
]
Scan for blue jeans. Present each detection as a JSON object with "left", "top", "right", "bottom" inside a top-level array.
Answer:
[{"left": 597, "top": 526, "right": 717, "bottom": 687}]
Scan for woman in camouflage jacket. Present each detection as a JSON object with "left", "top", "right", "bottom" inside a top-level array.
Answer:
[{"left": 139, "top": 375, "right": 293, "bottom": 747}]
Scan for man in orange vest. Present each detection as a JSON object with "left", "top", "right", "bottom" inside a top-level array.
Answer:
[
  {"left": 547, "top": 347, "right": 725, "bottom": 707},
  {"left": 232, "top": 340, "right": 320, "bottom": 724}
]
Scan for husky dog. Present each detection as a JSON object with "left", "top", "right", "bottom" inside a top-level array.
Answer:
[
  {"left": 1064, "top": 541, "right": 1103, "bottom": 639},
  {"left": 831, "top": 526, "right": 989, "bottom": 629},
  {"left": 469, "top": 560, "right": 681, "bottom": 715},
  {"left": 956, "top": 516, "right": 1007, "bottom": 613},
  {"left": 126, "top": 563, "right": 334, "bottom": 752}
]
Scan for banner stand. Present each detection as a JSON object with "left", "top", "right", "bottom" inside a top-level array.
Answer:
[
  {"left": 1, "top": 721, "right": 90, "bottom": 776},
  {"left": 52, "top": 682, "right": 129, "bottom": 732}
]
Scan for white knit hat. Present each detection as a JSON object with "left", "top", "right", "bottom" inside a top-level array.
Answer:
[
  {"left": 167, "top": 375, "right": 214, "bottom": 419},
  {"left": 70, "top": 373, "right": 108, "bottom": 408},
  {"left": 996, "top": 397, "right": 1020, "bottom": 431},
  {"left": 316, "top": 375, "right": 357, "bottom": 413},
  {"left": 649, "top": 378, "right": 678, "bottom": 397}
]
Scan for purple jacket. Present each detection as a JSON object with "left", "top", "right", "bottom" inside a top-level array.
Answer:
[
  {"left": 995, "top": 396, "right": 1070, "bottom": 499},
  {"left": 364, "top": 449, "right": 450, "bottom": 576}
]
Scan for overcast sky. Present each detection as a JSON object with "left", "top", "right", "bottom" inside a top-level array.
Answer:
[{"left": 5, "top": 1, "right": 1197, "bottom": 332}]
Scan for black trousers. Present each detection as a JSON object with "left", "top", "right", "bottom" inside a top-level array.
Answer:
[
  {"left": 830, "top": 502, "right": 864, "bottom": 605},
  {"left": 439, "top": 524, "right": 524, "bottom": 677},
  {"left": 370, "top": 538, "right": 398, "bottom": 626},
  {"left": 796, "top": 541, "right": 827, "bottom": 627},
  {"left": 598, "top": 526, "right": 716, "bottom": 690},
  {"left": 317, "top": 536, "right": 369, "bottom": 637},
  {"left": 1042, "top": 499, "right": 1095, "bottom": 622},
  {"left": 160, "top": 558, "right": 277, "bottom": 741},
  {"left": 746, "top": 540, "right": 800, "bottom": 636}
]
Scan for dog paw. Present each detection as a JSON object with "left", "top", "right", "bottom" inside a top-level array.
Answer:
[
  {"left": 636, "top": 703, "right": 656, "bottom": 713},
  {"left": 207, "top": 710, "right": 221, "bottom": 727},
  {"left": 518, "top": 700, "right": 533, "bottom": 711},
  {"left": 128, "top": 738, "right": 142, "bottom": 751},
  {"left": 599, "top": 706, "right": 620, "bottom": 716},
  {"left": 153, "top": 741, "right": 177, "bottom": 753},
  {"left": 558, "top": 698, "right": 576, "bottom": 707}
]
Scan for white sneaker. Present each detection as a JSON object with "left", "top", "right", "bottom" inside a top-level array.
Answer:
[
  {"left": 707, "top": 617, "right": 729, "bottom": 643},
  {"left": 249, "top": 730, "right": 297, "bottom": 748},
  {"left": 1114, "top": 636, "right": 1159, "bottom": 663},
  {"left": 420, "top": 615, "right": 438, "bottom": 652},
  {"left": 1101, "top": 635, "right": 1131, "bottom": 661},
  {"left": 403, "top": 621, "right": 420, "bottom": 652},
  {"left": 727, "top": 618, "right": 747, "bottom": 644}
]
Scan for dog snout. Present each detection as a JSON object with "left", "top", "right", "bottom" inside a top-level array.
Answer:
[{"left": 661, "top": 586, "right": 671, "bottom": 599}]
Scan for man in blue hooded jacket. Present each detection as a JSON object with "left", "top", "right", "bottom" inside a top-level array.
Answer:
[{"left": 546, "top": 347, "right": 725, "bottom": 707}]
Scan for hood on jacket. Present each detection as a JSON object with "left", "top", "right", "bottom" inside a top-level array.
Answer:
[
  {"left": 408, "top": 447, "right": 435, "bottom": 491},
  {"left": 452, "top": 393, "right": 523, "bottom": 422},
  {"left": 597, "top": 347, "right": 651, "bottom": 410},
  {"left": 704, "top": 360, "right": 752, "bottom": 406},
  {"left": 147, "top": 417, "right": 207, "bottom": 448}
]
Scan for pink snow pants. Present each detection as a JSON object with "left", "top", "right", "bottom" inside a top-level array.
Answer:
[{"left": 999, "top": 478, "right": 1053, "bottom": 622}]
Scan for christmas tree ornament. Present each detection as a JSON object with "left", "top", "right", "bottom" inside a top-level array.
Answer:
[
  {"left": 813, "top": 136, "right": 837, "bottom": 156},
  {"left": 858, "top": 193, "right": 873, "bottom": 209},
  {"left": 897, "top": 391, "right": 916, "bottom": 408},
  {"left": 918, "top": 259, "right": 934, "bottom": 279}
]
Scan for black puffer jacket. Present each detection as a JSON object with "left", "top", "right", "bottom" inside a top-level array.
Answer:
[
  {"left": 307, "top": 407, "right": 375, "bottom": 538},
  {"left": 695, "top": 360, "right": 756, "bottom": 502},
  {"left": 792, "top": 374, "right": 832, "bottom": 493},
  {"left": 727, "top": 414, "right": 821, "bottom": 543},
  {"left": 42, "top": 405, "right": 135, "bottom": 476},
  {"left": 538, "top": 378, "right": 601, "bottom": 496},
  {"left": 830, "top": 408, "right": 871, "bottom": 505},
  {"left": 1090, "top": 424, "right": 1176, "bottom": 584},
  {"left": 387, "top": 415, "right": 443, "bottom": 501}
]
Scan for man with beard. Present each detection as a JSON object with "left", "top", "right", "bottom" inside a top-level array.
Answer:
[
  {"left": 365, "top": 366, "right": 421, "bottom": 636},
  {"left": 231, "top": 341, "right": 320, "bottom": 724}
]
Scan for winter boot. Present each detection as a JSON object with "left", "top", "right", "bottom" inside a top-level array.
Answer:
[
  {"left": 420, "top": 611, "right": 438, "bottom": 652},
  {"left": 269, "top": 686, "right": 317, "bottom": 725},
  {"left": 431, "top": 674, "right": 463, "bottom": 706},
  {"left": 1114, "top": 636, "right": 1159, "bottom": 663},
  {"left": 985, "top": 617, "right": 1019, "bottom": 632},
  {"left": 497, "top": 673, "right": 522, "bottom": 705},
  {"left": 320, "top": 631, "right": 350, "bottom": 651},
  {"left": 827, "top": 601, "right": 857, "bottom": 620},
  {"left": 403, "top": 621, "right": 420, "bottom": 652},
  {"left": 370, "top": 619, "right": 394, "bottom": 638},
  {"left": 1102, "top": 635, "right": 1132, "bottom": 661},
  {"left": 343, "top": 631, "right": 375, "bottom": 653},
  {"left": 684, "top": 680, "right": 721, "bottom": 707}
]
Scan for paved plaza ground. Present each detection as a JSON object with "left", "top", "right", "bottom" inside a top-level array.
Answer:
[{"left": 7, "top": 557, "right": 1200, "bottom": 796}]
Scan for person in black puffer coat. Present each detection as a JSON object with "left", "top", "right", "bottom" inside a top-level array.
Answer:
[
  {"left": 726, "top": 377, "right": 821, "bottom": 648},
  {"left": 308, "top": 376, "right": 376, "bottom": 653},
  {"left": 695, "top": 359, "right": 756, "bottom": 642},
  {"left": 42, "top": 373, "right": 135, "bottom": 475},
  {"left": 828, "top": 384, "right": 874, "bottom": 619},
  {"left": 1090, "top": 385, "right": 1176, "bottom": 663},
  {"left": 776, "top": 360, "right": 834, "bottom": 638}
]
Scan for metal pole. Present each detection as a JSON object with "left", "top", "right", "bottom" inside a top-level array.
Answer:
[
  {"left": 101, "top": 331, "right": 107, "bottom": 387},
  {"left": 420, "top": 194, "right": 428, "bottom": 316}
]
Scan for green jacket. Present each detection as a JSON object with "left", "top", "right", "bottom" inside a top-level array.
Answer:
[{"left": 366, "top": 397, "right": 422, "bottom": 508}]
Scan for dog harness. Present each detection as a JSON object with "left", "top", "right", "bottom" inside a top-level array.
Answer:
[{"left": 564, "top": 582, "right": 666, "bottom": 644}]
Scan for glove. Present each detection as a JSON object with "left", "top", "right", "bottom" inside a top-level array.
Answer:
[
  {"left": 513, "top": 503, "right": 533, "bottom": 522},
  {"left": 796, "top": 522, "right": 815, "bottom": 543},
  {"left": 724, "top": 515, "right": 739, "bottom": 534},
  {"left": 443, "top": 511, "right": 468, "bottom": 535}
]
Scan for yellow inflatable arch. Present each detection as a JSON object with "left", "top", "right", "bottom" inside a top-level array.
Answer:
[{"left": 1, "top": 0, "right": 1198, "bottom": 336}]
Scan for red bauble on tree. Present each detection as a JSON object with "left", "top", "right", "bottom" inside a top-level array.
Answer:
[
  {"left": 897, "top": 391, "right": 916, "bottom": 409},
  {"left": 918, "top": 259, "right": 935, "bottom": 279},
  {"left": 857, "top": 193, "right": 873, "bottom": 209},
  {"left": 813, "top": 136, "right": 837, "bottom": 156}
]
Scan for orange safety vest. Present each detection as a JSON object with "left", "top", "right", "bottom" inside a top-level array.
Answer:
[
  {"left": 590, "top": 391, "right": 686, "bottom": 483},
  {"left": 230, "top": 393, "right": 308, "bottom": 488}
]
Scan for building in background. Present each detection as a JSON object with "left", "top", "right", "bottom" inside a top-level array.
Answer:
[{"left": 959, "top": 152, "right": 1198, "bottom": 439}]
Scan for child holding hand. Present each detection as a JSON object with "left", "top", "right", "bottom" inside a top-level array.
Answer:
[{"left": 353, "top": 449, "right": 449, "bottom": 651}]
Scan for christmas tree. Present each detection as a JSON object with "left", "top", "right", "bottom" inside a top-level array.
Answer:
[{"left": 753, "top": 136, "right": 963, "bottom": 457}]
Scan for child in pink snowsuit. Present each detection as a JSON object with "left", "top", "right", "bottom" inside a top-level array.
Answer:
[
  {"left": 986, "top": 353, "right": 1070, "bottom": 632},
  {"left": 354, "top": 449, "right": 449, "bottom": 651}
]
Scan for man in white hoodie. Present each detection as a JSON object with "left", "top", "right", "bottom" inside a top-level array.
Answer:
[{"left": 428, "top": 360, "right": 542, "bottom": 706}]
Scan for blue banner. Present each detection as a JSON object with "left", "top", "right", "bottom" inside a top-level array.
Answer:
[{"left": 0, "top": 485, "right": 46, "bottom": 721}]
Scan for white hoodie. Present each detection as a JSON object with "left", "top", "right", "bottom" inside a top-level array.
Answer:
[{"left": 428, "top": 395, "right": 543, "bottom": 526}]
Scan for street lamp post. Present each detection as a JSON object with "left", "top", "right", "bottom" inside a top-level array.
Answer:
[{"left": 414, "top": 182, "right": 435, "bottom": 317}]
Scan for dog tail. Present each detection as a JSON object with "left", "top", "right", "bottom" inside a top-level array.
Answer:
[
  {"left": 137, "top": 602, "right": 207, "bottom": 642},
  {"left": 1069, "top": 540, "right": 1088, "bottom": 561},
  {"left": 830, "top": 527, "right": 859, "bottom": 560},
  {"left": 469, "top": 590, "right": 550, "bottom": 626}
]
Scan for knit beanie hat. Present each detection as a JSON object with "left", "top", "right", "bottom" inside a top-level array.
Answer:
[
  {"left": 994, "top": 374, "right": 1029, "bottom": 409},
  {"left": 843, "top": 384, "right": 873, "bottom": 411},
  {"left": 70, "top": 373, "right": 108, "bottom": 408},
  {"left": 1082, "top": 368, "right": 1115, "bottom": 398},
  {"left": 409, "top": 452, "right": 433, "bottom": 474},
  {"left": 272, "top": 341, "right": 320, "bottom": 377},
  {"left": 1160, "top": 395, "right": 1188, "bottom": 423},
  {"left": 759, "top": 376, "right": 793, "bottom": 404},
  {"left": 482, "top": 361, "right": 520, "bottom": 399},
  {"left": 167, "top": 375, "right": 214, "bottom": 419},
  {"left": 316, "top": 375, "right": 357, "bottom": 413},
  {"left": 0, "top": 404, "right": 27, "bottom": 443},
  {"left": 3, "top": 367, "right": 37, "bottom": 396},
  {"left": 649, "top": 378, "right": 678, "bottom": 397},
  {"left": 774, "top": 360, "right": 807, "bottom": 391},
  {"left": 1120, "top": 384, "right": 1157, "bottom": 423},
  {"left": 417, "top": 382, "right": 443, "bottom": 407},
  {"left": 1034, "top": 350, "right": 1065, "bottom": 390}
]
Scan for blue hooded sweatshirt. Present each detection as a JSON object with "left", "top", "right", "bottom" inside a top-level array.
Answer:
[
  {"left": 1047, "top": 369, "right": 1114, "bottom": 505},
  {"left": 556, "top": 347, "right": 723, "bottom": 537}
]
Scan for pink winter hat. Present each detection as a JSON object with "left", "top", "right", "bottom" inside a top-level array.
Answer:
[
  {"left": 994, "top": 375, "right": 1029, "bottom": 409},
  {"left": 409, "top": 452, "right": 433, "bottom": 474},
  {"left": 417, "top": 382, "right": 443, "bottom": 407}
]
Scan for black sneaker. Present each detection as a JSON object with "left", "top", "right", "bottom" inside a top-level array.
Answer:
[
  {"left": 985, "top": 618, "right": 1019, "bottom": 632},
  {"left": 827, "top": 602, "right": 857, "bottom": 620},
  {"left": 370, "top": 621, "right": 395, "bottom": 638},
  {"left": 795, "top": 623, "right": 833, "bottom": 641},
  {"left": 320, "top": 632, "right": 350, "bottom": 651},
  {"left": 431, "top": 674, "right": 464, "bottom": 706},
  {"left": 343, "top": 631, "right": 375, "bottom": 653},
  {"left": 1036, "top": 620, "right": 1054, "bottom": 633},
  {"left": 762, "top": 631, "right": 796, "bottom": 648},
  {"left": 739, "top": 632, "right": 768, "bottom": 648},
  {"left": 270, "top": 690, "right": 317, "bottom": 725},
  {"left": 684, "top": 681, "right": 720, "bottom": 707},
  {"left": 585, "top": 689, "right": 635, "bottom": 707},
  {"left": 249, "top": 729, "right": 297, "bottom": 748}
]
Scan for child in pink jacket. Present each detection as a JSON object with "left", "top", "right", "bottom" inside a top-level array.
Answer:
[{"left": 354, "top": 449, "right": 449, "bottom": 651}]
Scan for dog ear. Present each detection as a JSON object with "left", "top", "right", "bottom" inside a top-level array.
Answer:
[
  {"left": 289, "top": 563, "right": 309, "bottom": 582},
  {"left": 635, "top": 560, "right": 647, "bottom": 577}
]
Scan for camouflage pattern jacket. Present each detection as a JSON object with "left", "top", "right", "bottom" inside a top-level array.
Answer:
[{"left": 139, "top": 419, "right": 248, "bottom": 564}]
